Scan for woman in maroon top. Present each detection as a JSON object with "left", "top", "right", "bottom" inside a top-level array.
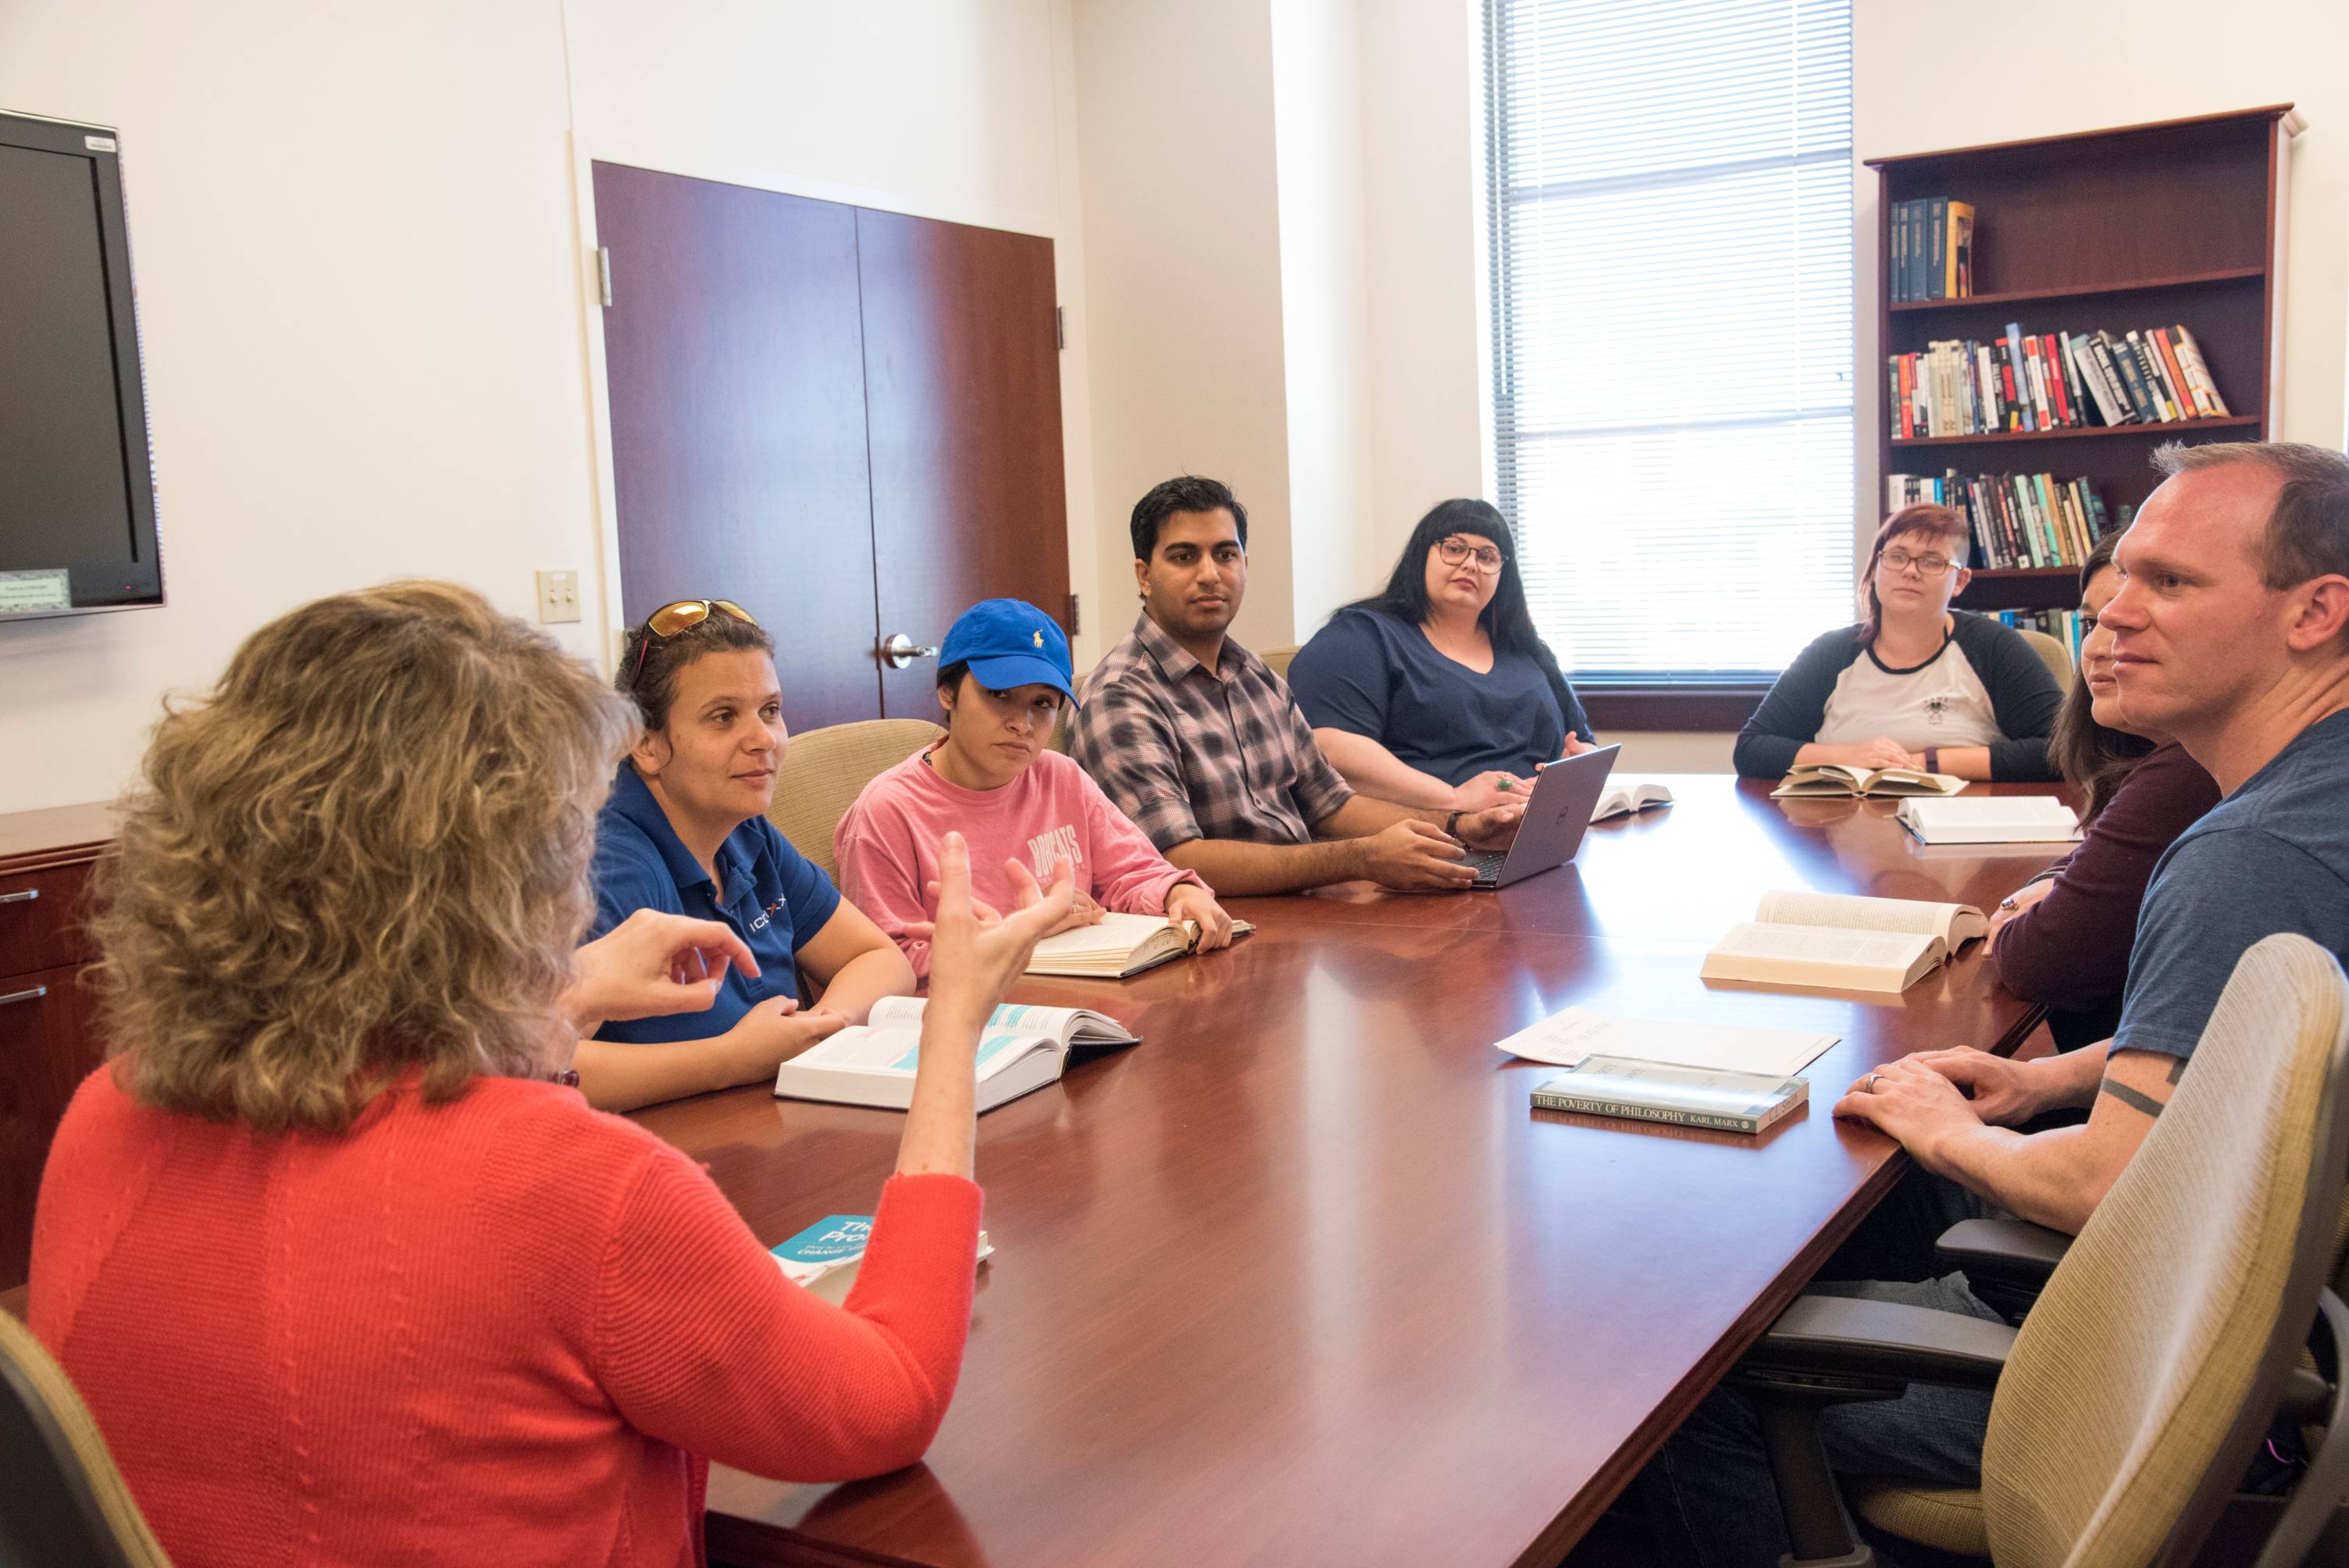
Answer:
[{"left": 1990, "top": 533, "right": 2221, "bottom": 1047}]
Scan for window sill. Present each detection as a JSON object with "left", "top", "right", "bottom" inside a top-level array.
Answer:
[{"left": 1580, "top": 682, "right": 1770, "bottom": 732}]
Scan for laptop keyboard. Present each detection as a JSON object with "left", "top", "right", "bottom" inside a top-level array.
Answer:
[{"left": 1463, "top": 847, "right": 1511, "bottom": 886}]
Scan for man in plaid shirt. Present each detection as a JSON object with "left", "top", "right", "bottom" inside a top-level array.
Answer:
[{"left": 1071, "top": 476, "right": 1524, "bottom": 896}]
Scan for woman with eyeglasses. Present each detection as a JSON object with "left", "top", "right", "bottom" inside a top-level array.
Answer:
[
  {"left": 1734, "top": 504, "right": 2063, "bottom": 782},
  {"left": 1286, "top": 499, "right": 1595, "bottom": 813},
  {"left": 578, "top": 597, "right": 918, "bottom": 1111}
]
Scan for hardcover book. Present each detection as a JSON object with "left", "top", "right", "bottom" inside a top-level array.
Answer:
[{"left": 1531, "top": 1056, "right": 1808, "bottom": 1135}]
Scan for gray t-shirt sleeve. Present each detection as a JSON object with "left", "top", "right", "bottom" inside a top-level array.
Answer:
[{"left": 2113, "top": 827, "right": 2349, "bottom": 1063}]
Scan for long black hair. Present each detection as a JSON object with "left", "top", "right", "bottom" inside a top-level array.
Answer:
[
  {"left": 2047, "top": 529, "right": 2152, "bottom": 824},
  {"left": 1337, "top": 499, "right": 1582, "bottom": 723}
]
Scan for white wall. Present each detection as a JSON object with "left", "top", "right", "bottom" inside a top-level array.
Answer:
[
  {"left": 1270, "top": 0, "right": 1377, "bottom": 636},
  {"left": 1068, "top": 0, "right": 1296, "bottom": 657},
  {"left": 0, "top": 0, "right": 1098, "bottom": 814}
]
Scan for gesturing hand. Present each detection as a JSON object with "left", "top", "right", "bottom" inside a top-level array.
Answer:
[
  {"left": 566, "top": 909, "right": 760, "bottom": 1032},
  {"left": 925, "top": 836, "right": 1077, "bottom": 1030}
]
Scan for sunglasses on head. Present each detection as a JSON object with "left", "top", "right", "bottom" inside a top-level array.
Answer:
[{"left": 632, "top": 598, "right": 757, "bottom": 684}]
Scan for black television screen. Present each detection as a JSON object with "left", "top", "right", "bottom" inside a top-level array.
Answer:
[{"left": 0, "top": 110, "right": 162, "bottom": 620}]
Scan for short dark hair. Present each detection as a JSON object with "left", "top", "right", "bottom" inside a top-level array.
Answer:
[
  {"left": 1131, "top": 476, "right": 1248, "bottom": 561},
  {"left": 617, "top": 608, "right": 774, "bottom": 731},
  {"left": 934, "top": 659, "right": 969, "bottom": 695},
  {"left": 2151, "top": 440, "right": 2349, "bottom": 591}
]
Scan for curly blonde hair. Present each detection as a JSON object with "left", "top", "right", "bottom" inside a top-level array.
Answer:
[{"left": 93, "top": 581, "right": 635, "bottom": 1132}]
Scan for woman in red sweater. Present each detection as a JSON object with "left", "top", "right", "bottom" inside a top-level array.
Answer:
[{"left": 30, "top": 581, "right": 1071, "bottom": 1568}]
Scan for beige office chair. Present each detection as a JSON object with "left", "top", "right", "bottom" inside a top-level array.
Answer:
[
  {"left": 1740, "top": 932, "right": 2349, "bottom": 1567},
  {"left": 2016, "top": 627, "right": 2075, "bottom": 693},
  {"left": 1258, "top": 644, "right": 1302, "bottom": 683},
  {"left": 0, "top": 1307, "right": 174, "bottom": 1566},
  {"left": 768, "top": 718, "right": 943, "bottom": 882},
  {"left": 1046, "top": 668, "right": 1090, "bottom": 755}
]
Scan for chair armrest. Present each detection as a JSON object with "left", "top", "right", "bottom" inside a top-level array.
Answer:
[
  {"left": 1936, "top": 1216, "right": 2071, "bottom": 1291},
  {"left": 1741, "top": 1295, "right": 2016, "bottom": 1391}
]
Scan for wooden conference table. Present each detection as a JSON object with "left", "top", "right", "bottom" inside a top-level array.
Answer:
[{"left": 631, "top": 776, "right": 2072, "bottom": 1568}]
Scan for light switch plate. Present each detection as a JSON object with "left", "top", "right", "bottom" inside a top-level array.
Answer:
[{"left": 536, "top": 569, "right": 581, "bottom": 624}]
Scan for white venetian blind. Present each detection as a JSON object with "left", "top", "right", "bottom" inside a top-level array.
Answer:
[{"left": 1485, "top": 0, "right": 1855, "bottom": 680}]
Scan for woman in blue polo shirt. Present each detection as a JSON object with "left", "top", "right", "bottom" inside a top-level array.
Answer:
[{"left": 578, "top": 599, "right": 915, "bottom": 1110}]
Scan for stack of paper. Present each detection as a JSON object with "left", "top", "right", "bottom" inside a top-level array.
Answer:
[{"left": 1495, "top": 1007, "right": 1837, "bottom": 1078}]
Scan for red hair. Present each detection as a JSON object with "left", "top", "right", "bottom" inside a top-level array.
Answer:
[{"left": 1857, "top": 504, "right": 1971, "bottom": 643}]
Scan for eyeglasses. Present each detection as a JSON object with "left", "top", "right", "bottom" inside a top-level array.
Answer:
[
  {"left": 1435, "top": 537, "right": 1506, "bottom": 573},
  {"left": 1880, "top": 548, "right": 1956, "bottom": 577},
  {"left": 632, "top": 598, "right": 757, "bottom": 683}
]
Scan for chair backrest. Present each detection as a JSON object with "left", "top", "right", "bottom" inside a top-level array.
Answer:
[
  {"left": 768, "top": 718, "right": 943, "bottom": 882},
  {"left": 1258, "top": 644, "right": 1302, "bottom": 683},
  {"left": 0, "top": 1308, "right": 174, "bottom": 1566},
  {"left": 1980, "top": 932, "right": 2349, "bottom": 1568},
  {"left": 2017, "top": 628, "right": 2075, "bottom": 693}
]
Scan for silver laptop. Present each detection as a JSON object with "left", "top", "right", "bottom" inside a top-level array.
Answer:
[{"left": 1460, "top": 743, "right": 1620, "bottom": 889}]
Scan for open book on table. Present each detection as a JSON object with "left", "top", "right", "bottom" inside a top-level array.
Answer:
[
  {"left": 771, "top": 1213, "right": 994, "bottom": 1304},
  {"left": 1895, "top": 794, "right": 2081, "bottom": 844},
  {"left": 773, "top": 996, "right": 1138, "bottom": 1113},
  {"left": 1591, "top": 780, "right": 1674, "bottom": 824},
  {"left": 1772, "top": 763, "right": 1966, "bottom": 799},
  {"left": 1701, "top": 889, "right": 1988, "bottom": 994},
  {"left": 1026, "top": 909, "right": 1256, "bottom": 979}
]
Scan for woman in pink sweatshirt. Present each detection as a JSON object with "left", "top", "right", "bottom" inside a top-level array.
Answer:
[{"left": 837, "top": 598, "right": 1235, "bottom": 975}]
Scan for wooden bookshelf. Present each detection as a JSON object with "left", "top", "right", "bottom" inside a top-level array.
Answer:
[{"left": 1868, "top": 106, "right": 2298, "bottom": 615}]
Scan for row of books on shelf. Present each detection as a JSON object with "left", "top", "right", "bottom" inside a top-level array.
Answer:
[
  {"left": 1888, "top": 321, "right": 2230, "bottom": 439},
  {"left": 1990, "top": 606, "right": 2090, "bottom": 661},
  {"left": 1887, "top": 470, "right": 2131, "bottom": 573},
  {"left": 1888, "top": 196, "right": 1973, "bottom": 302}
]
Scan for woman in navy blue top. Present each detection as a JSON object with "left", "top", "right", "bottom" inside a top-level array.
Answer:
[
  {"left": 580, "top": 600, "right": 915, "bottom": 1111},
  {"left": 1288, "top": 500, "right": 1595, "bottom": 811}
]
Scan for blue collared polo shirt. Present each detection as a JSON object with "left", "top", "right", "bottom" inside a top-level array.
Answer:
[{"left": 588, "top": 763, "right": 843, "bottom": 1043}]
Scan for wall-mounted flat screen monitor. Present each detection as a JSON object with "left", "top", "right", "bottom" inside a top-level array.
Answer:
[{"left": 0, "top": 110, "right": 162, "bottom": 621}]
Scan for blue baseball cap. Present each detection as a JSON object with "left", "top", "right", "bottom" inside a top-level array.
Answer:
[{"left": 939, "top": 598, "right": 1075, "bottom": 704}]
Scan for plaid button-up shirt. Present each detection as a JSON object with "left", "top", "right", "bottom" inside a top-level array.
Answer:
[{"left": 1071, "top": 611, "right": 1354, "bottom": 852}]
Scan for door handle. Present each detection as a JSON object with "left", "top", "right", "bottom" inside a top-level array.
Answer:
[
  {"left": 878, "top": 633, "right": 940, "bottom": 670},
  {"left": 0, "top": 985, "right": 47, "bottom": 1007},
  {"left": 0, "top": 888, "right": 36, "bottom": 905}
]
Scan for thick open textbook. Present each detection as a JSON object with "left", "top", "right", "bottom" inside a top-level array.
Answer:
[
  {"left": 1531, "top": 1056, "right": 1809, "bottom": 1135},
  {"left": 1591, "top": 780, "right": 1674, "bottom": 824},
  {"left": 1772, "top": 763, "right": 1966, "bottom": 799},
  {"left": 1026, "top": 909, "right": 1256, "bottom": 978},
  {"left": 773, "top": 996, "right": 1138, "bottom": 1112},
  {"left": 1496, "top": 1006, "right": 1836, "bottom": 1078},
  {"left": 1895, "top": 795, "right": 2081, "bottom": 844},
  {"left": 1702, "top": 889, "right": 1988, "bottom": 994}
]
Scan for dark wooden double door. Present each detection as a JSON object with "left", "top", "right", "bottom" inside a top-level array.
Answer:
[{"left": 592, "top": 162, "right": 1070, "bottom": 730}]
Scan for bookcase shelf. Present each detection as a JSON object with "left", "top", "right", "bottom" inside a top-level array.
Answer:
[
  {"left": 1887, "top": 266, "right": 2265, "bottom": 314},
  {"left": 1868, "top": 105, "right": 2297, "bottom": 617},
  {"left": 1891, "top": 415, "right": 2263, "bottom": 450}
]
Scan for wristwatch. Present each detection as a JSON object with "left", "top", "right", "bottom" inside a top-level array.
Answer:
[
  {"left": 1924, "top": 747, "right": 1941, "bottom": 775},
  {"left": 1443, "top": 808, "right": 1464, "bottom": 839}
]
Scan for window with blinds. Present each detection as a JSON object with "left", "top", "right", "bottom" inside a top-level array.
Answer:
[{"left": 1483, "top": 0, "right": 1855, "bottom": 684}]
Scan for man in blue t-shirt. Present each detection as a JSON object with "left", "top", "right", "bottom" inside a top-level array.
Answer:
[{"left": 1626, "top": 440, "right": 2349, "bottom": 1568}]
